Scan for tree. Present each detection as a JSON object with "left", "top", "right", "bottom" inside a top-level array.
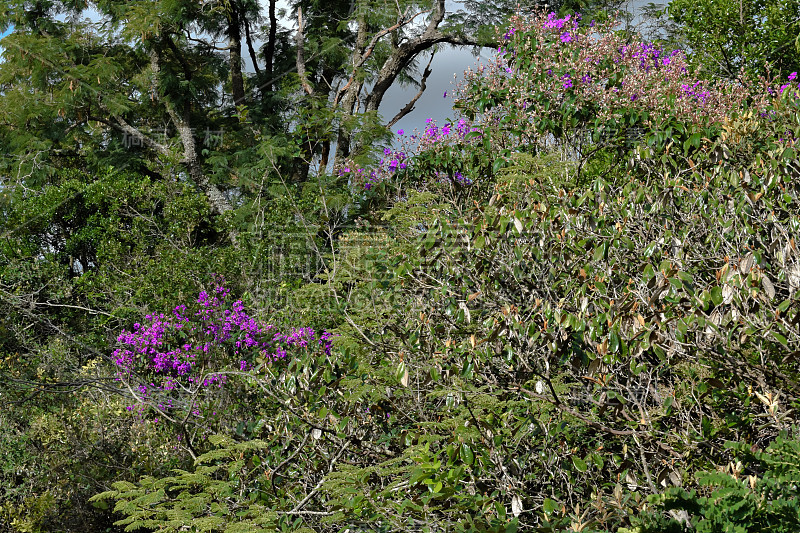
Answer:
[
  {"left": 667, "top": 0, "right": 800, "bottom": 82},
  {"left": 0, "top": 0, "right": 512, "bottom": 529}
]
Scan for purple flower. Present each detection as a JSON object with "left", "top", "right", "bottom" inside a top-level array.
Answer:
[
  {"left": 397, "top": 129, "right": 404, "bottom": 135},
  {"left": 789, "top": 72, "right": 798, "bottom": 81},
  {"left": 544, "top": 13, "right": 570, "bottom": 30},
  {"left": 443, "top": 91, "right": 447, "bottom": 97},
  {"left": 112, "top": 279, "right": 335, "bottom": 425},
  {"left": 560, "top": 32, "right": 572, "bottom": 43}
]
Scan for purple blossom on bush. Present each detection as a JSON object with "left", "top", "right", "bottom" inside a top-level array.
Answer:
[
  {"left": 113, "top": 277, "right": 335, "bottom": 418},
  {"left": 453, "top": 171, "right": 472, "bottom": 185},
  {"left": 544, "top": 13, "right": 571, "bottom": 30}
]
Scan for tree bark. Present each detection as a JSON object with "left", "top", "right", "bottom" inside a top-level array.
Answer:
[
  {"left": 265, "top": 0, "right": 277, "bottom": 86},
  {"left": 295, "top": 7, "right": 314, "bottom": 96},
  {"left": 332, "top": 6, "right": 370, "bottom": 168},
  {"left": 227, "top": 0, "right": 246, "bottom": 106}
]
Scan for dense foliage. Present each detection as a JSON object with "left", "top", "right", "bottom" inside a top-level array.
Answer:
[{"left": 2, "top": 2, "right": 800, "bottom": 532}]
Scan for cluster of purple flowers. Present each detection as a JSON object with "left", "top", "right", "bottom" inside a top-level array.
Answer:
[
  {"left": 543, "top": 12, "right": 580, "bottom": 31},
  {"left": 779, "top": 72, "right": 799, "bottom": 95},
  {"left": 680, "top": 81, "right": 710, "bottom": 105},
  {"left": 338, "top": 147, "right": 407, "bottom": 190},
  {"left": 629, "top": 43, "right": 680, "bottom": 71},
  {"left": 435, "top": 170, "right": 472, "bottom": 186},
  {"left": 113, "top": 278, "right": 335, "bottom": 414},
  {"left": 535, "top": 15, "right": 685, "bottom": 100},
  {"left": 339, "top": 166, "right": 382, "bottom": 190},
  {"left": 339, "top": 118, "right": 482, "bottom": 190},
  {"left": 424, "top": 118, "right": 478, "bottom": 141},
  {"left": 543, "top": 12, "right": 581, "bottom": 44}
]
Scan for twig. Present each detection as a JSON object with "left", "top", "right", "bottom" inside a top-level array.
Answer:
[
  {"left": 271, "top": 430, "right": 312, "bottom": 493},
  {"left": 387, "top": 51, "right": 436, "bottom": 128},
  {"left": 288, "top": 440, "right": 351, "bottom": 513}
]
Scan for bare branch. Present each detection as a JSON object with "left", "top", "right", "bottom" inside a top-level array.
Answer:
[
  {"left": 332, "top": 8, "right": 431, "bottom": 108},
  {"left": 90, "top": 114, "right": 171, "bottom": 157},
  {"left": 387, "top": 51, "right": 436, "bottom": 128}
]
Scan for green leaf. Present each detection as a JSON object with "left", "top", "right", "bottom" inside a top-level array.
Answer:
[
  {"left": 460, "top": 443, "right": 475, "bottom": 465},
  {"left": 710, "top": 286, "right": 723, "bottom": 306},
  {"left": 609, "top": 330, "right": 620, "bottom": 353},
  {"left": 772, "top": 332, "right": 788, "bottom": 347},
  {"left": 572, "top": 455, "right": 588, "bottom": 472}
]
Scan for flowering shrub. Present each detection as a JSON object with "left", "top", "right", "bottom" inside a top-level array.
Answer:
[
  {"left": 113, "top": 277, "right": 334, "bottom": 421},
  {"left": 456, "top": 11, "right": 800, "bottom": 157},
  {"left": 339, "top": 118, "right": 485, "bottom": 191},
  {"left": 340, "top": 11, "right": 798, "bottom": 198}
]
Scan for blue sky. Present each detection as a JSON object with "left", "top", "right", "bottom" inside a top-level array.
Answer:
[{"left": 0, "top": 25, "right": 12, "bottom": 46}]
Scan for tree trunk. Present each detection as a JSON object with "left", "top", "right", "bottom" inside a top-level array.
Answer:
[
  {"left": 244, "top": 17, "right": 261, "bottom": 77},
  {"left": 227, "top": 1, "right": 246, "bottom": 106},
  {"left": 332, "top": 0, "right": 478, "bottom": 167},
  {"left": 265, "top": 0, "right": 277, "bottom": 86},
  {"left": 148, "top": 47, "right": 235, "bottom": 219},
  {"left": 332, "top": 7, "right": 369, "bottom": 169}
]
